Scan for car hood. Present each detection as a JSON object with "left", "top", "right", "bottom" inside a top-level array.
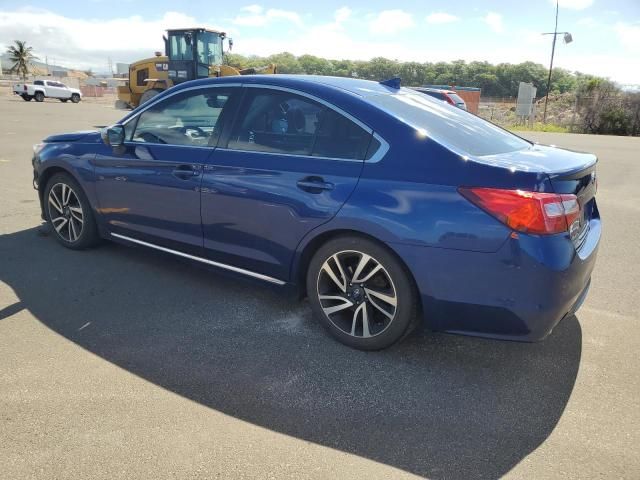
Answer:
[
  {"left": 474, "top": 144, "right": 597, "bottom": 175},
  {"left": 44, "top": 130, "right": 101, "bottom": 143}
]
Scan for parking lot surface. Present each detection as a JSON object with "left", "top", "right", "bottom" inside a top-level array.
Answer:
[{"left": 1, "top": 94, "right": 639, "bottom": 479}]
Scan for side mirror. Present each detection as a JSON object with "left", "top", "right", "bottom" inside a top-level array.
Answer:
[
  {"left": 102, "top": 125, "right": 125, "bottom": 147},
  {"left": 228, "top": 38, "right": 234, "bottom": 51}
]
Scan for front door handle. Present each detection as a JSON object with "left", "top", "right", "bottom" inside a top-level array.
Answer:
[
  {"left": 172, "top": 165, "right": 200, "bottom": 179},
  {"left": 296, "top": 176, "right": 334, "bottom": 193}
]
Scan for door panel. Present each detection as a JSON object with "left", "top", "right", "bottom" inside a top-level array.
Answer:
[
  {"left": 94, "top": 144, "right": 207, "bottom": 254},
  {"left": 93, "top": 86, "right": 237, "bottom": 254},
  {"left": 201, "top": 149, "right": 363, "bottom": 280},
  {"left": 200, "top": 87, "right": 373, "bottom": 281}
]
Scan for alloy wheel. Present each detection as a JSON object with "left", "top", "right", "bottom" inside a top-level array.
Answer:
[
  {"left": 48, "top": 182, "right": 84, "bottom": 242},
  {"left": 316, "top": 250, "right": 397, "bottom": 338}
]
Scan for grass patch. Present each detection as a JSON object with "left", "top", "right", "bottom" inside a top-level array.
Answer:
[{"left": 509, "top": 122, "right": 570, "bottom": 133}]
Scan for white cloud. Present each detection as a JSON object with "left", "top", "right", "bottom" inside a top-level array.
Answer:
[
  {"left": 232, "top": 5, "right": 302, "bottom": 27},
  {"left": 241, "top": 4, "right": 263, "bottom": 15},
  {"left": 334, "top": 7, "right": 351, "bottom": 24},
  {"left": 369, "top": 10, "right": 414, "bottom": 34},
  {"left": 426, "top": 12, "right": 459, "bottom": 24},
  {"left": 484, "top": 12, "right": 504, "bottom": 33},
  {"left": 614, "top": 22, "right": 640, "bottom": 52},
  {"left": 0, "top": 8, "right": 224, "bottom": 69},
  {"left": 553, "top": 0, "right": 594, "bottom": 10}
]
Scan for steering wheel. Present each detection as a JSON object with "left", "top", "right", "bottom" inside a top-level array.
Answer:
[{"left": 170, "top": 125, "right": 208, "bottom": 138}]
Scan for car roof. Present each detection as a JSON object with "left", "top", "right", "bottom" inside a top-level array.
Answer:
[{"left": 173, "top": 74, "right": 404, "bottom": 98}]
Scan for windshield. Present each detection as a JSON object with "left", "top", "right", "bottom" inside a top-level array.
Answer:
[
  {"left": 168, "top": 33, "right": 194, "bottom": 61},
  {"left": 370, "top": 90, "right": 530, "bottom": 156},
  {"left": 197, "top": 31, "right": 223, "bottom": 66}
]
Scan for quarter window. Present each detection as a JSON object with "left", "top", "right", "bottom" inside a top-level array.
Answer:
[
  {"left": 131, "top": 89, "right": 232, "bottom": 146},
  {"left": 227, "top": 90, "right": 372, "bottom": 160}
]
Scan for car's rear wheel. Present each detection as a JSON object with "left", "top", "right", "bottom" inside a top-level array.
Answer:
[
  {"left": 70, "top": 94, "right": 80, "bottom": 103},
  {"left": 60, "top": 98, "right": 68, "bottom": 103},
  {"left": 34, "top": 92, "right": 45, "bottom": 102},
  {"left": 307, "top": 236, "right": 418, "bottom": 350},
  {"left": 44, "top": 173, "right": 99, "bottom": 249},
  {"left": 21, "top": 94, "right": 32, "bottom": 101}
]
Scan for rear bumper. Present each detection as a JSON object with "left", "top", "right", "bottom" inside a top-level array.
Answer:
[{"left": 390, "top": 215, "right": 601, "bottom": 342}]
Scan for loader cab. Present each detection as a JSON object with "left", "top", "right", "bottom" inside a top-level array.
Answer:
[{"left": 165, "top": 28, "right": 226, "bottom": 84}]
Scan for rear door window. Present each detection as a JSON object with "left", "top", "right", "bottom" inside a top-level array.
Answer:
[{"left": 227, "top": 88, "right": 372, "bottom": 160}]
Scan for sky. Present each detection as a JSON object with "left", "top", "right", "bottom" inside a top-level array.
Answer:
[{"left": 0, "top": 0, "right": 639, "bottom": 85}]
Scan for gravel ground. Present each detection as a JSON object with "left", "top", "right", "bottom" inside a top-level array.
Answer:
[{"left": 0, "top": 94, "right": 639, "bottom": 479}]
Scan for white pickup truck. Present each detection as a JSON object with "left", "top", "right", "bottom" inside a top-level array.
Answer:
[{"left": 13, "top": 80, "right": 82, "bottom": 103}]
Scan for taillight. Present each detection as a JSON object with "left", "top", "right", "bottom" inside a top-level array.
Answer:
[
  {"left": 459, "top": 187, "right": 580, "bottom": 235},
  {"left": 24, "top": 85, "right": 27, "bottom": 91}
]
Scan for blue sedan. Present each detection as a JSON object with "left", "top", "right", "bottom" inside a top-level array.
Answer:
[{"left": 32, "top": 75, "right": 600, "bottom": 350}]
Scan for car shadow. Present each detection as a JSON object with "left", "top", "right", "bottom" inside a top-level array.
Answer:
[{"left": 0, "top": 226, "right": 582, "bottom": 479}]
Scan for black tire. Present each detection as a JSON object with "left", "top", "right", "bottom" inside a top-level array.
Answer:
[
  {"left": 34, "top": 91, "right": 45, "bottom": 102},
  {"left": 70, "top": 94, "right": 80, "bottom": 103},
  {"left": 60, "top": 98, "right": 68, "bottom": 103},
  {"left": 44, "top": 173, "right": 100, "bottom": 250},
  {"left": 307, "top": 235, "right": 418, "bottom": 350},
  {"left": 139, "top": 88, "right": 163, "bottom": 105},
  {"left": 21, "top": 94, "right": 32, "bottom": 101}
]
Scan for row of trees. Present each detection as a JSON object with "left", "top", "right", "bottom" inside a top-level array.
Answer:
[{"left": 225, "top": 52, "right": 603, "bottom": 98}]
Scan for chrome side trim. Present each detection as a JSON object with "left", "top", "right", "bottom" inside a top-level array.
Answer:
[
  {"left": 110, "top": 233, "right": 286, "bottom": 285},
  {"left": 368, "top": 132, "right": 389, "bottom": 163},
  {"left": 214, "top": 147, "right": 363, "bottom": 163},
  {"left": 120, "top": 82, "right": 390, "bottom": 163}
]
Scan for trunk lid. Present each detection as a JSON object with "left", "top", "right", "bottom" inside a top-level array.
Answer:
[
  {"left": 475, "top": 143, "right": 598, "bottom": 248},
  {"left": 475, "top": 144, "right": 597, "bottom": 174}
]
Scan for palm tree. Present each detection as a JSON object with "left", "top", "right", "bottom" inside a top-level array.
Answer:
[{"left": 6, "top": 40, "right": 38, "bottom": 80}]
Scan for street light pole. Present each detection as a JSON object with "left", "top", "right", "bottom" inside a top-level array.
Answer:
[
  {"left": 541, "top": 1, "right": 573, "bottom": 123},
  {"left": 543, "top": 0, "right": 560, "bottom": 124}
]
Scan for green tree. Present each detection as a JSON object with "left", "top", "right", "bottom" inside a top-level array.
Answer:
[{"left": 6, "top": 40, "right": 38, "bottom": 80}]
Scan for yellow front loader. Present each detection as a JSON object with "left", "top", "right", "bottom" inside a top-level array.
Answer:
[{"left": 116, "top": 28, "right": 276, "bottom": 109}]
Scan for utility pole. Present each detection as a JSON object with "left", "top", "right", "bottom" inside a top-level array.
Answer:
[
  {"left": 542, "top": 0, "right": 573, "bottom": 123},
  {"left": 107, "top": 57, "right": 113, "bottom": 76}
]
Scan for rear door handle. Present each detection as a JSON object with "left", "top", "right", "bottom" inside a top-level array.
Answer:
[
  {"left": 296, "top": 176, "right": 334, "bottom": 193},
  {"left": 172, "top": 165, "right": 200, "bottom": 179}
]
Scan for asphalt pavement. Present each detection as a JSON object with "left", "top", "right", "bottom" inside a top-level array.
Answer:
[{"left": 0, "top": 94, "right": 638, "bottom": 479}]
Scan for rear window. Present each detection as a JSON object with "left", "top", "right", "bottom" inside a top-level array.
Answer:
[
  {"left": 422, "top": 90, "right": 445, "bottom": 101},
  {"left": 370, "top": 90, "right": 530, "bottom": 156},
  {"left": 34, "top": 80, "right": 44, "bottom": 86},
  {"left": 448, "top": 93, "right": 465, "bottom": 105}
]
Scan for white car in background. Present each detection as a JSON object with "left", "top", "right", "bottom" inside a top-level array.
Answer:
[{"left": 13, "top": 80, "right": 82, "bottom": 103}]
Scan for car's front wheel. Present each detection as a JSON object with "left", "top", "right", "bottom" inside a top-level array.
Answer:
[
  {"left": 34, "top": 92, "right": 45, "bottom": 102},
  {"left": 70, "top": 94, "right": 80, "bottom": 103},
  {"left": 44, "top": 173, "right": 99, "bottom": 249},
  {"left": 307, "top": 236, "right": 418, "bottom": 350}
]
